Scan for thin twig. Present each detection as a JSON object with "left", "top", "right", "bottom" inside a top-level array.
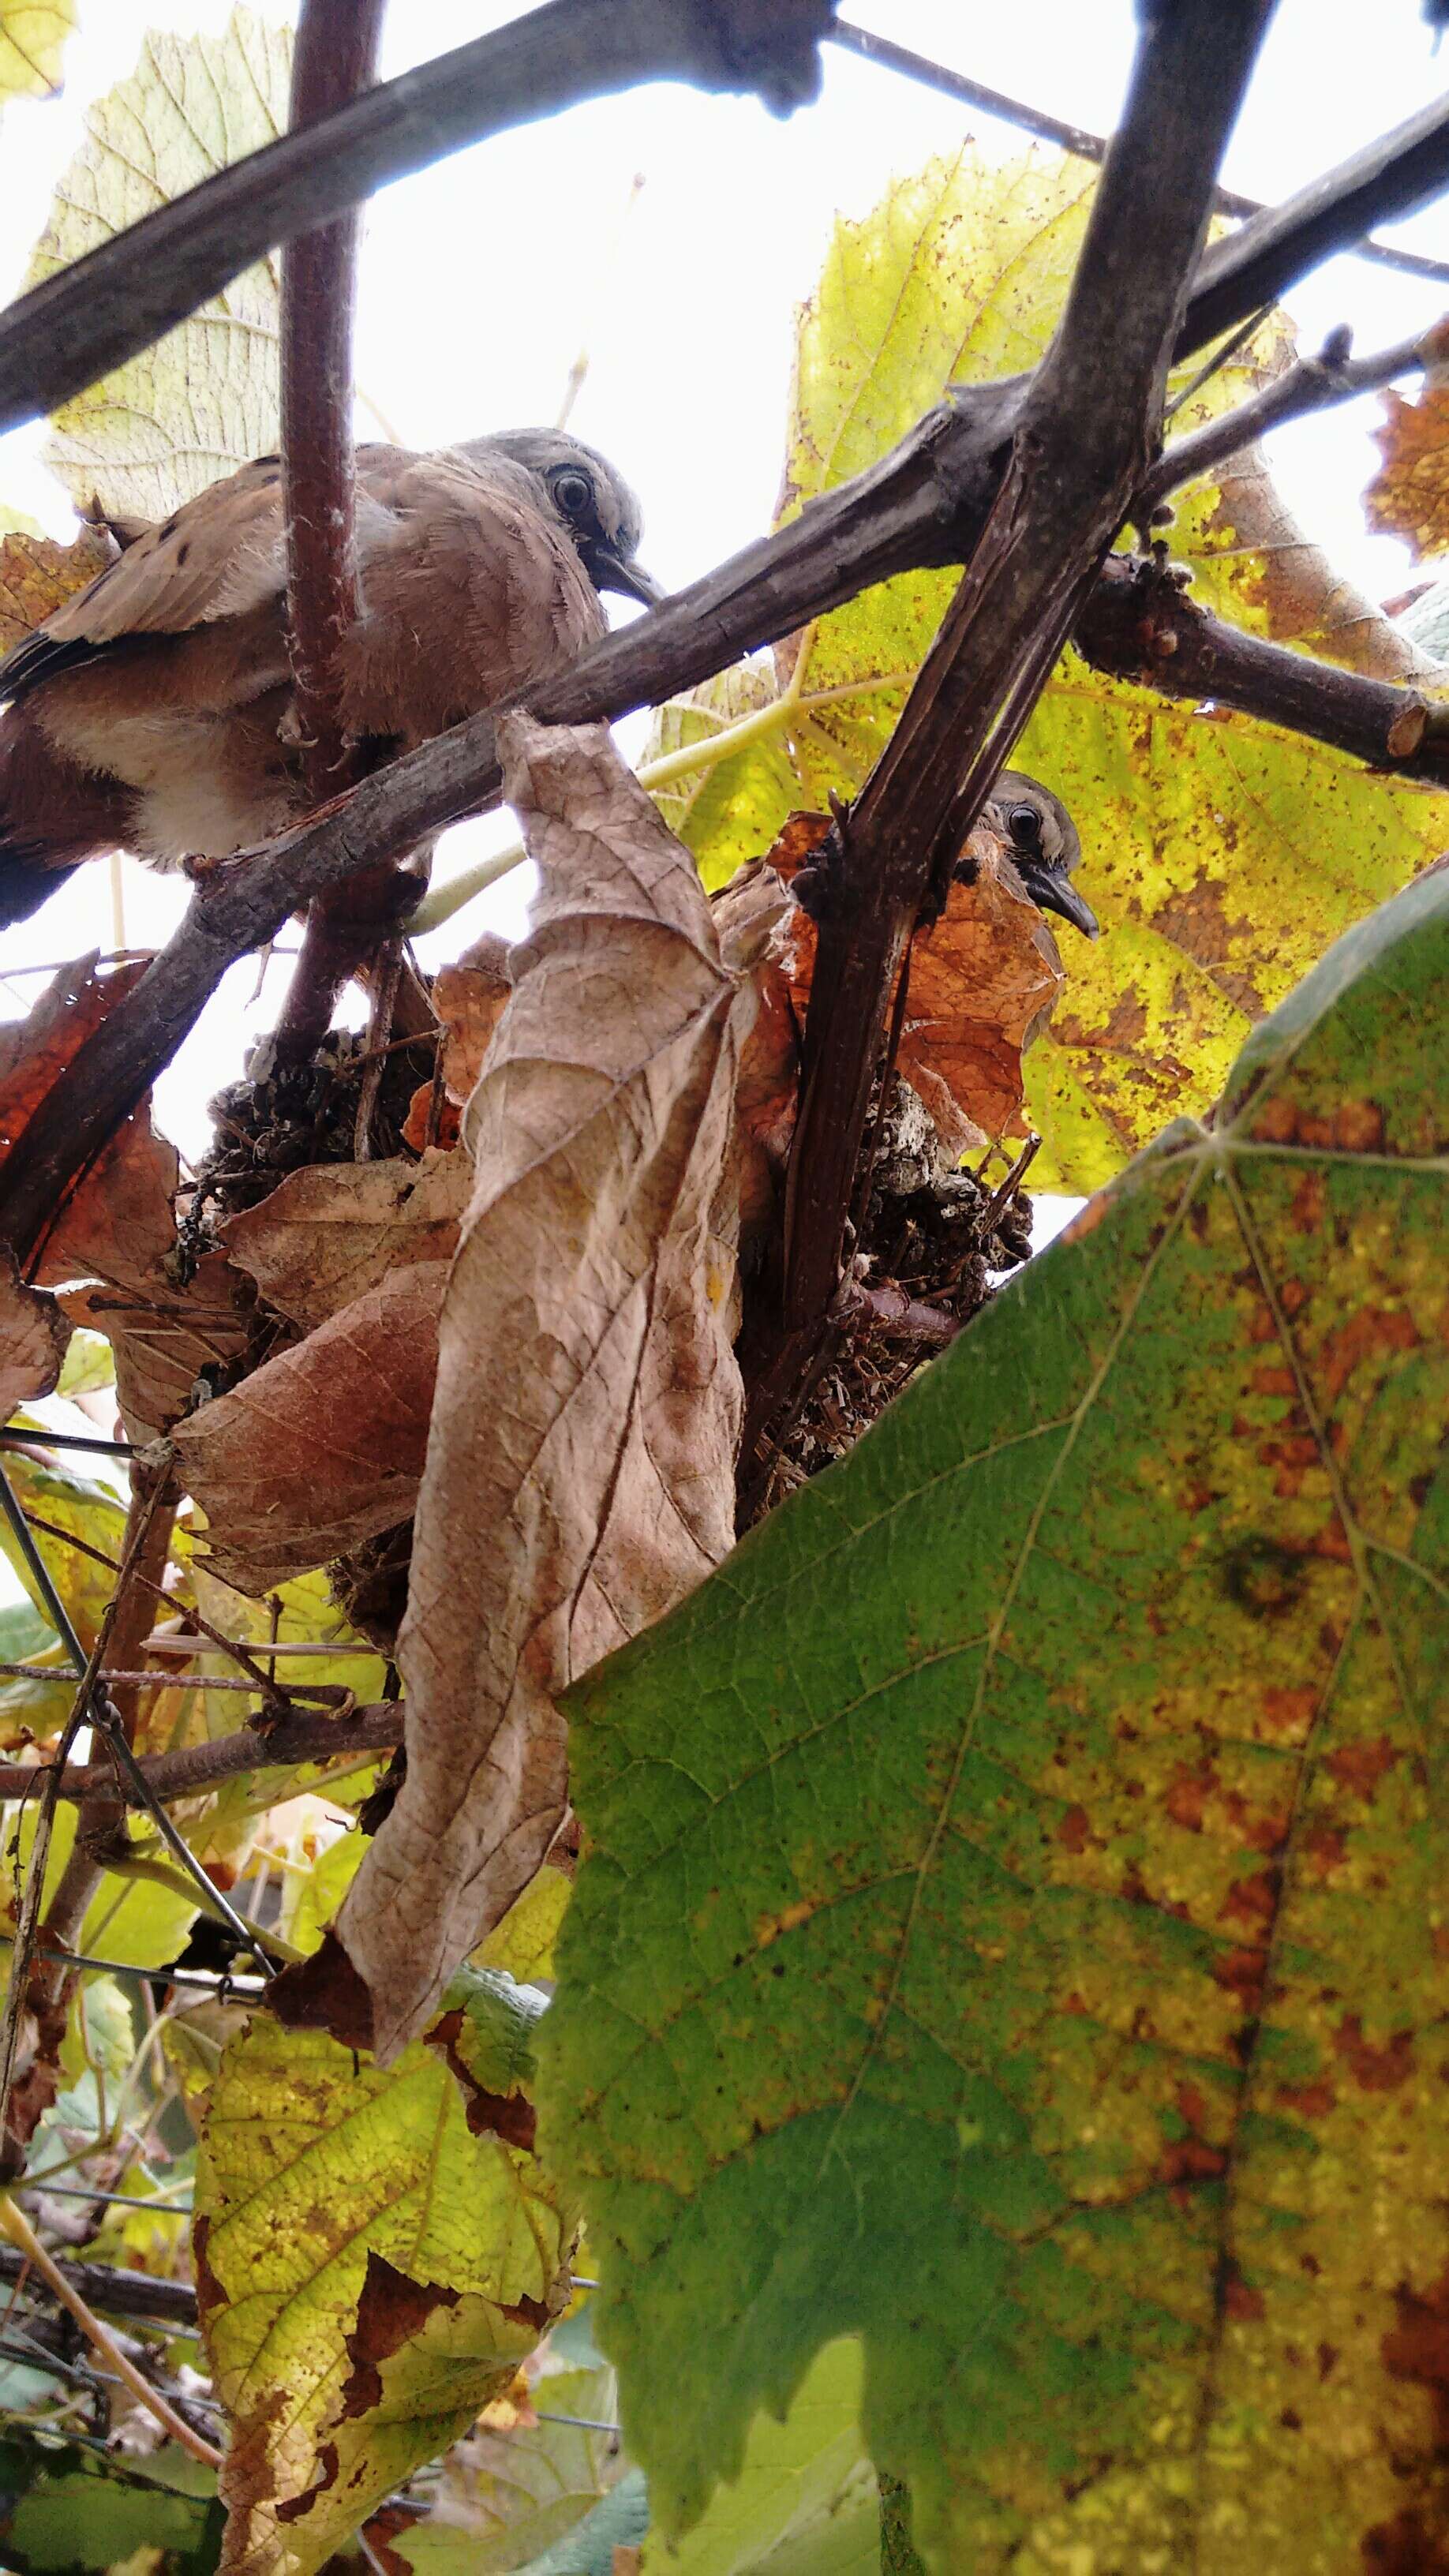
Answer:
[
  {"left": 0, "top": 1702, "right": 405, "bottom": 1807},
  {"left": 1141, "top": 322, "right": 1435, "bottom": 516},
  {"left": 0, "top": 1429, "right": 135, "bottom": 1458},
  {"left": 0, "top": 1467, "right": 279, "bottom": 1968},
  {"left": 0, "top": 2200, "right": 218, "bottom": 2466},
  {"left": 17, "top": 1512, "right": 295, "bottom": 1708},
  {"left": 828, "top": 21, "right": 1449, "bottom": 291}
]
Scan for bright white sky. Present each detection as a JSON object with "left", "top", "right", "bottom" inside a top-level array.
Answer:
[{"left": 2, "top": 0, "right": 1449, "bottom": 1159}]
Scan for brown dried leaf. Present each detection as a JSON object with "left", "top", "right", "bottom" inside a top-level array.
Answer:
[
  {"left": 223, "top": 1148, "right": 471, "bottom": 1331},
  {"left": 334, "top": 715, "right": 754, "bottom": 2058},
  {"left": 61, "top": 1249, "right": 250, "bottom": 1450},
  {"left": 0, "top": 1249, "right": 68, "bottom": 1416},
  {"left": 1367, "top": 379, "right": 1449, "bottom": 568},
  {"left": 172, "top": 1261, "right": 444, "bottom": 1594},
  {"left": 0, "top": 521, "right": 113, "bottom": 657}
]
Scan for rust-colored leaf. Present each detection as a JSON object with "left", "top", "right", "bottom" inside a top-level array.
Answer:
[
  {"left": 762, "top": 810, "right": 1063, "bottom": 1155},
  {"left": 0, "top": 521, "right": 114, "bottom": 657},
  {"left": 432, "top": 930, "right": 512, "bottom": 1106},
  {"left": 222, "top": 1148, "right": 470, "bottom": 1331},
  {"left": 172, "top": 1262, "right": 445, "bottom": 1594},
  {"left": 1367, "top": 378, "right": 1449, "bottom": 567},
  {"left": 332, "top": 714, "right": 758, "bottom": 2058}
]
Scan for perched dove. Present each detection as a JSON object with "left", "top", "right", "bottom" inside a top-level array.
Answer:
[{"left": 0, "top": 428, "right": 661, "bottom": 927}]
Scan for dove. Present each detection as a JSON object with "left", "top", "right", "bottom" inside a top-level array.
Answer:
[{"left": 0, "top": 428, "right": 661, "bottom": 928}]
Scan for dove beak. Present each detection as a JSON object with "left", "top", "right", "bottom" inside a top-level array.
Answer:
[
  {"left": 1018, "top": 860, "right": 1100, "bottom": 940},
  {"left": 586, "top": 543, "right": 668, "bottom": 608}
]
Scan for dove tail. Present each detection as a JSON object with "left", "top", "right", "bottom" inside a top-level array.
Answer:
[{"left": 0, "top": 710, "right": 131, "bottom": 930}]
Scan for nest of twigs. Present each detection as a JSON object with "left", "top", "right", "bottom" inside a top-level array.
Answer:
[{"left": 743, "top": 1076, "right": 1035, "bottom": 1523}]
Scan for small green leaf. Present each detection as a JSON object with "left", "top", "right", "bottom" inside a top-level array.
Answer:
[
  {"left": 639, "top": 2338, "right": 878, "bottom": 2576},
  {"left": 56, "top": 1330, "right": 116, "bottom": 1400},
  {"left": 544, "top": 871, "right": 1449, "bottom": 2569}
]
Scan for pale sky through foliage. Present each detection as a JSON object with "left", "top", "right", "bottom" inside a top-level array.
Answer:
[{"left": 2, "top": 0, "right": 1447, "bottom": 1161}]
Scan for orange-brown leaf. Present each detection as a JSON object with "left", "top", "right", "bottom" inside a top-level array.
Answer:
[
  {"left": 1366, "top": 381, "right": 1449, "bottom": 567},
  {"left": 0, "top": 523, "right": 113, "bottom": 658},
  {"left": 762, "top": 811, "right": 1063, "bottom": 1156}
]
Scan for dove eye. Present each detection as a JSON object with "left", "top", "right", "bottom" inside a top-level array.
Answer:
[
  {"left": 1008, "top": 803, "right": 1043, "bottom": 852},
  {"left": 551, "top": 468, "right": 595, "bottom": 519}
]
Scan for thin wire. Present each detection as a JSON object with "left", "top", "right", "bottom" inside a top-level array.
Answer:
[
  {"left": 23, "top": 2181, "right": 193, "bottom": 2213},
  {"left": 0, "top": 1428, "right": 135, "bottom": 1458},
  {"left": 0, "top": 1460, "right": 278, "bottom": 1972},
  {"left": 2, "top": 1939, "right": 266, "bottom": 1998}
]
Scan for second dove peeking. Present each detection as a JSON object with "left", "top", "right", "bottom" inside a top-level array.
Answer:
[{"left": 0, "top": 429, "right": 661, "bottom": 928}]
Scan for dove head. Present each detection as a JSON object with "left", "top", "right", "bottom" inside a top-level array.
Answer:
[
  {"left": 476, "top": 428, "right": 665, "bottom": 609},
  {"left": 982, "top": 770, "right": 1099, "bottom": 939}
]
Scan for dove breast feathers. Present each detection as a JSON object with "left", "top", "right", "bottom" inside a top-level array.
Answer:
[{"left": 0, "top": 444, "right": 606, "bottom": 872}]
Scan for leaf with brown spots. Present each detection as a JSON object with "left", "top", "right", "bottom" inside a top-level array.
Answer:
[
  {"left": 196, "top": 1968, "right": 575, "bottom": 2576},
  {"left": 545, "top": 871, "right": 1449, "bottom": 2571},
  {"left": 222, "top": 1148, "right": 470, "bottom": 1331},
  {"left": 653, "top": 150, "right": 1449, "bottom": 1190}
]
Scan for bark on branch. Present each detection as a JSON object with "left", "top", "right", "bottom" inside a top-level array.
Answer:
[
  {"left": 0, "top": 1702, "right": 405, "bottom": 1808},
  {"left": 777, "top": 0, "right": 1276, "bottom": 1343}
]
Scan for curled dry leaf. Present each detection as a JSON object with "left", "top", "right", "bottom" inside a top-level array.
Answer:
[
  {"left": 328, "top": 713, "right": 760, "bottom": 2059},
  {"left": 1210, "top": 442, "right": 1443, "bottom": 683},
  {"left": 172, "top": 1261, "right": 445, "bottom": 1595},
  {"left": 223, "top": 1147, "right": 471, "bottom": 1331},
  {"left": 0, "top": 1248, "right": 69, "bottom": 1417}
]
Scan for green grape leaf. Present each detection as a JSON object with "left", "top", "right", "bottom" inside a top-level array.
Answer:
[
  {"left": 652, "top": 148, "right": 1449, "bottom": 1189},
  {"left": 544, "top": 869, "right": 1449, "bottom": 2570},
  {"left": 388, "top": 2353, "right": 626, "bottom": 2575},
  {"left": 0, "top": 1, "right": 74, "bottom": 112},
  {"left": 26, "top": 7, "right": 292, "bottom": 519},
  {"left": 197, "top": 1968, "right": 577, "bottom": 2576},
  {"left": 0, "top": 2436, "right": 221, "bottom": 2572}
]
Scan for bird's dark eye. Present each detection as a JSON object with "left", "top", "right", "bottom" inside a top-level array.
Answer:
[
  {"left": 1008, "top": 803, "right": 1043, "bottom": 852},
  {"left": 552, "top": 468, "right": 594, "bottom": 519}
]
